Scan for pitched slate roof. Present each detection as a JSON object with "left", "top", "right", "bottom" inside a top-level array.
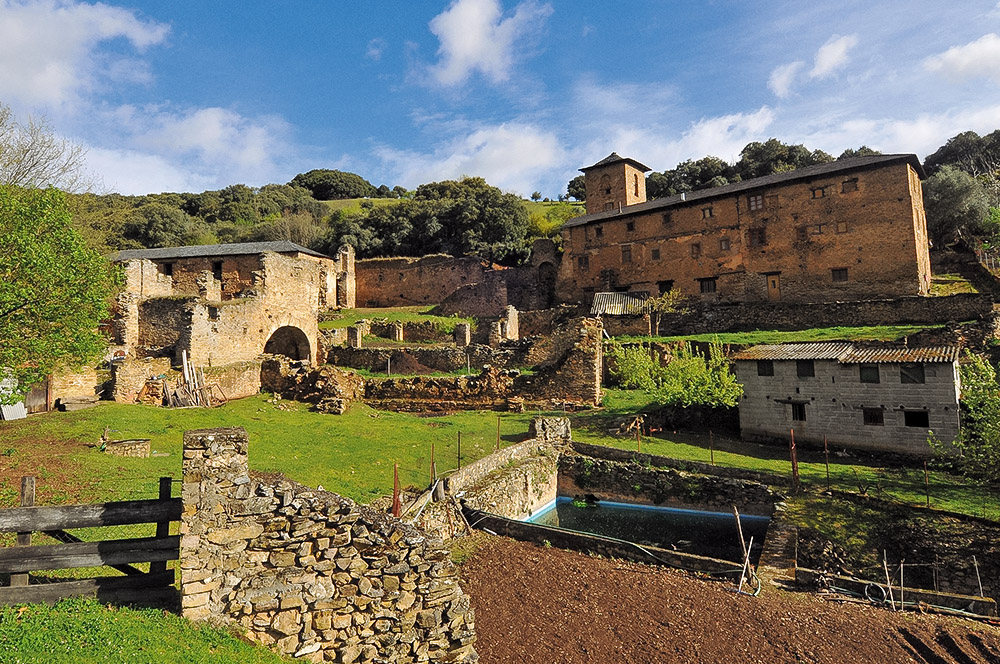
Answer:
[
  {"left": 732, "top": 342, "right": 958, "bottom": 364},
  {"left": 108, "top": 241, "right": 333, "bottom": 262},
  {"left": 565, "top": 154, "right": 924, "bottom": 229},
  {"left": 590, "top": 291, "right": 650, "bottom": 316},
  {"left": 579, "top": 152, "right": 652, "bottom": 173}
]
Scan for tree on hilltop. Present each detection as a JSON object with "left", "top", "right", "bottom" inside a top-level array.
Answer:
[{"left": 289, "top": 169, "right": 378, "bottom": 200}]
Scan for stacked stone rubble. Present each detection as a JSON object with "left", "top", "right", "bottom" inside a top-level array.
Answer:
[{"left": 180, "top": 427, "right": 477, "bottom": 662}]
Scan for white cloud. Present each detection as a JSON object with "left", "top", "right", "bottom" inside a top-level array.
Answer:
[
  {"left": 375, "top": 122, "right": 564, "bottom": 195},
  {"left": 768, "top": 61, "right": 805, "bottom": 98},
  {"left": 366, "top": 38, "right": 387, "bottom": 61},
  {"left": 427, "top": 0, "right": 553, "bottom": 86},
  {"left": 0, "top": 0, "right": 169, "bottom": 109},
  {"left": 924, "top": 33, "right": 1000, "bottom": 84},
  {"left": 85, "top": 146, "right": 210, "bottom": 194},
  {"left": 810, "top": 34, "right": 858, "bottom": 79}
]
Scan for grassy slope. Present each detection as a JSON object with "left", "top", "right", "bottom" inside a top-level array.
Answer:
[
  {"left": 0, "top": 598, "right": 289, "bottom": 664},
  {"left": 617, "top": 323, "right": 946, "bottom": 345}
]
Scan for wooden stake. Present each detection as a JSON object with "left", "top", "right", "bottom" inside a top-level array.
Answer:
[
  {"left": 636, "top": 427, "right": 641, "bottom": 453},
  {"left": 824, "top": 435, "right": 830, "bottom": 489},
  {"left": 733, "top": 505, "right": 747, "bottom": 562},
  {"left": 11, "top": 476, "right": 35, "bottom": 587},
  {"left": 974, "top": 555, "right": 984, "bottom": 598},
  {"left": 737, "top": 536, "right": 755, "bottom": 595},
  {"left": 496, "top": 415, "right": 501, "bottom": 453},
  {"left": 883, "top": 550, "right": 896, "bottom": 611},
  {"left": 391, "top": 464, "right": 401, "bottom": 517},
  {"left": 457, "top": 431, "right": 462, "bottom": 470},
  {"left": 789, "top": 429, "right": 801, "bottom": 492},
  {"left": 430, "top": 442, "right": 437, "bottom": 484},
  {"left": 923, "top": 461, "right": 930, "bottom": 508},
  {"left": 710, "top": 430, "right": 715, "bottom": 466},
  {"left": 899, "top": 561, "right": 905, "bottom": 610},
  {"left": 387, "top": 357, "right": 391, "bottom": 377}
]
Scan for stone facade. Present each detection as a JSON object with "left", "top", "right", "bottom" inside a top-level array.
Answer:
[
  {"left": 733, "top": 343, "right": 961, "bottom": 455},
  {"left": 179, "top": 427, "right": 477, "bottom": 662},
  {"left": 559, "top": 154, "right": 931, "bottom": 304}
]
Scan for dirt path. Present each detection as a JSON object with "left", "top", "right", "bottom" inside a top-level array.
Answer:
[{"left": 459, "top": 535, "right": 1000, "bottom": 664}]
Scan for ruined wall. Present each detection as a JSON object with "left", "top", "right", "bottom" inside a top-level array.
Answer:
[
  {"left": 120, "top": 259, "right": 173, "bottom": 298},
  {"left": 558, "top": 160, "right": 930, "bottom": 304},
  {"left": 434, "top": 275, "right": 508, "bottom": 318},
  {"left": 557, "top": 454, "right": 778, "bottom": 516},
  {"left": 327, "top": 345, "right": 517, "bottom": 375},
  {"left": 48, "top": 365, "right": 99, "bottom": 408},
  {"left": 179, "top": 427, "right": 476, "bottom": 662},
  {"left": 516, "top": 317, "right": 603, "bottom": 406},
  {"left": 599, "top": 293, "right": 992, "bottom": 337},
  {"left": 111, "top": 357, "right": 173, "bottom": 403},
  {"left": 203, "top": 360, "right": 263, "bottom": 400},
  {"left": 137, "top": 297, "right": 193, "bottom": 356},
  {"left": 355, "top": 255, "right": 490, "bottom": 307}
]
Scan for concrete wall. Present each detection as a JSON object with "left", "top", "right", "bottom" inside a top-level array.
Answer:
[
  {"left": 559, "top": 161, "right": 931, "bottom": 304},
  {"left": 735, "top": 358, "right": 960, "bottom": 455},
  {"left": 179, "top": 427, "right": 477, "bottom": 663}
]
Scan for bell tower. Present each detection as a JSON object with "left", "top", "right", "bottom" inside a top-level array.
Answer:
[{"left": 580, "top": 152, "right": 651, "bottom": 215}]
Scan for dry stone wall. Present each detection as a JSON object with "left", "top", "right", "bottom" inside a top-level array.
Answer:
[{"left": 179, "top": 427, "right": 477, "bottom": 663}]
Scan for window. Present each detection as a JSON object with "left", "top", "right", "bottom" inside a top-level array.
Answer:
[
  {"left": 160, "top": 262, "right": 173, "bottom": 277},
  {"left": 863, "top": 408, "right": 884, "bottom": 425},
  {"left": 796, "top": 360, "right": 814, "bottom": 378},
  {"left": 604, "top": 202, "right": 614, "bottom": 211},
  {"left": 621, "top": 245, "right": 632, "bottom": 264},
  {"left": 662, "top": 212, "right": 673, "bottom": 224},
  {"left": 796, "top": 227, "right": 809, "bottom": 242},
  {"left": 657, "top": 279, "right": 674, "bottom": 294},
  {"left": 626, "top": 221, "right": 635, "bottom": 232},
  {"left": 904, "top": 411, "right": 930, "bottom": 428},
  {"left": 749, "top": 228, "right": 767, "bottom": 247},
  {"left": 831, "top": 268, "right": 849, "bottom": 282},
  {"left": 811, "top": 186, "right": 827, "bottom": 199},
  {"left": 719, "top": 237, "right": 731, "bottom": 251},
  {"left": 900, "top": 363, "right": 925, "bottom": 384},
  {"left": 757, "top": 360, "right": 774, "bottom": 376},
  {"left": 208, "top": 306, "right": 219, "bottom": 321},
  {"left": 836, "top": 221, "right": 848, "bottom": 234},
  {"left": 842, "top": 178, "right": 859, "bottom": 193},
  {"left": 634, "top": 173, "right": 640, "bottom": 196},
  {"left": 691, "top": 243, "right": 702, "bottom": 258},
  {"left": 699, "top": 278, "right": 717, "bottom": 294},
  {"left": 791, "top": 403, "right": 807, "bottom": 421},
  {"left": 748, "top": 194, "right": 764, "bottom": 211},
  {"left": 702, "top": 206, "right": 714, "bottom": 219},
  {"left": 212, "top": 261, "right": 223, "bottom": 281},
  {"left": 577, "top": 255, "right": 589, "bottom": 271},
  {"left": 859, "top": 365, "right": 880, "bottom": 383},
  {"left": 595, "top": 226, "right": 603, "bottom": 238},
  {"left": 651, "top": 248, "right": 661, "bottom": 260}
]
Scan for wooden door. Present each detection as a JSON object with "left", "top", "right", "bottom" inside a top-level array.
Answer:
[{"left": 767, "top": 274, "right": 781, "bottom": 301}]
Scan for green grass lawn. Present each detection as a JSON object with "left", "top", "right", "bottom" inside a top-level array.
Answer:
[
  {"left": 319, "top": 306, "right": 473, "bottom": 334},
  {"left": 617, "top": 323, "right": 947, "bottom": 346},
  {"left": 930, "top": 273, "right": 978, "bottom": 296},
  {"left": 0, "top": 598, "right": 289, "bottom": 664}
]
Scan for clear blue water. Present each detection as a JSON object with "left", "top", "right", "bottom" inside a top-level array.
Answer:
[{"left": 527, "top": 497, "right": 770, "bottom": 564}]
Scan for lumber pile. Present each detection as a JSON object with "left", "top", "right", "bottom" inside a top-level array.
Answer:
[{"left": 135, "top": 351, "right": 228, "bottom": 408}]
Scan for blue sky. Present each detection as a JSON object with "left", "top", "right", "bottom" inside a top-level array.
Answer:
[{"left": 3, "top": 0, "right": 1000, "bottom": 197}]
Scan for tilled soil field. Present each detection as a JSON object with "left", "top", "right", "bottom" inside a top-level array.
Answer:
[{"left": 459, "top": 535, "right": 1000, "bottom": 664}]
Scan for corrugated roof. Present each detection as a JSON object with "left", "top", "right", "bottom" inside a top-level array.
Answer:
[
  {"left": 732, "top": 343, "right": 854, "bottom": 361},
  {"left": 580, "top": 152, "right": 651, "bottom": 173},
  {"left": 732, "top": 342, "right": 959, "bottom": 364},
  {"left": 590, "top": 291, "right": 650, "bottom": 316},
  {"left": 108, "top": 241, "right": 333, "bottom": 262},
  {"left": 565, "top": 154, "right": 924, "bottom": 229}
]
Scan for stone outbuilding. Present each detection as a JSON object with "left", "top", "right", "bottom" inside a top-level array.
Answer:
[
  {"left": 108, "top": 241, "right": 354, "bottom": 375},
  {"left": 733, "top": 343, "right": 960, "bottom": 456}
]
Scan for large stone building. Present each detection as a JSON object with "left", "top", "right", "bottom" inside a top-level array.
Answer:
[
  {"left": 733, "top": 343, "right": 960, "bottom": 455},
  {"left": 557, "top": 153, "right": 931, "bottom": 304},
  {"left": 109, "top": 241, "right": 355, "bottom": 368}
]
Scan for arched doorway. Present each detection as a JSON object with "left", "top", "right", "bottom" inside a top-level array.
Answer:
[{"left": 263, "top": 326, "right": 311, "bottom": 361}]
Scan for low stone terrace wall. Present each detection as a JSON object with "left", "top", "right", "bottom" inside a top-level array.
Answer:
[{"left": 179, "top": 427, "right": 477, "bottom": 663}]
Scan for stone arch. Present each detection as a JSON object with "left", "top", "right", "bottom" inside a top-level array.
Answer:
[{"left": 263, "top": 325, "right": 311, "bottom": 361}]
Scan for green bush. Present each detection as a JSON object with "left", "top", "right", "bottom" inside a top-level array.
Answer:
[{"left": 607, "top": 340, "right": 742, "bottom": 408}]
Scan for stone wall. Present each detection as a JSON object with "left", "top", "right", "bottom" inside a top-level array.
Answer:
[
  {"left": 434, "top": 275, "right": 508, "bottom": 318},
  {"left": 203, "top": 360, "right": 263, "bottom": 401},
  {"left": 111, "top": 357, "right": 173, "bottom": 403},
  {"left": 104, "top": 439, "right": 150, "bottom": 457},
  {"left": 137, "top": 297, "right": 192, "bottom": 355},
  {"left": 355, "top": 255, "right": 491, "bottom": 308},
  {"left": 557, "top": 453, "right": 779, "bottom": 516},
  {"left": 328, "top": 345, "right": 513, "bottom": 375},
  {"left": 600, "top": 292, "right": 992, "bottom": 337},
  {"left": 49, "top": 365, "right": 99, "bottom": 408},
  {"left": 179, "top": 427, "right": 477, "bottom": 663},
  {"left": 515, "top": 317, "right": 603, "bottom": 406}
]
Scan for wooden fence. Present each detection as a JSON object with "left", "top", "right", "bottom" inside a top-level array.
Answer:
[{"left": 0, "top": 476, "right": 180, "bottom": 606}]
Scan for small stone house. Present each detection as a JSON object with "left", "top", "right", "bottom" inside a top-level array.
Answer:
[{"left": 733, "top": 343, "right": 960, "bottom": 455}]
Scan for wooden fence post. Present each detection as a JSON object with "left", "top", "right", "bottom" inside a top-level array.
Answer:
[
  {"left": 149, "top": 477, "right": 172, "bottom": 574},
  {"left": 11, "top": 476, "right": 35, "bottom": 587}
]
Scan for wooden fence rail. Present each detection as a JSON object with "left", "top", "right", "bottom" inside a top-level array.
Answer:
[{"left": 0, "top": 476, "right": 180, "bottom": 606}]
